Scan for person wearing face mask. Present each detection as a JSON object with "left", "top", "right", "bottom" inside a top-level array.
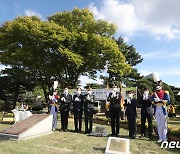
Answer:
[
  {"left": 72, "top": 87, "right": 84, "bottom": 133},
  {"left": 107, "top": 85, "right": 122, "bottom": 137},
  {"left": 124, "top": 91, "right": 137, "bottom": 139},
  {"left": 140, "top": 87, "right": 153, "bottom": 139},
  {"left": 59, "top": 87, "right": 72, "bottom": 132},
  {"left": 83, "top": 87, "right": 95, "bottom": 134},
  {"left": 151, "top": 81, "right": 170, "bottom": 142}
]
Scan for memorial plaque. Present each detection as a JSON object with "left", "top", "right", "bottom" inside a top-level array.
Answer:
[
  {"left": 105, "top": 137, "right": 130, "bottom": 154},
  {"left": 89, "top": 126, "right": 107, "bottom": 137}
]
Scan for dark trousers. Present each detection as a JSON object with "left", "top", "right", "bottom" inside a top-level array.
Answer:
[
  {"left": 84, "top": 109, "right": 93, "bottom": 133},
  {"left": 110, "top": 109, "right": 120, "bottom": 135},
  {"left": 74, "top": 111, "right": 82, "bottom": 132},
  {"left": 60, "top": 110, "right": 69, "bottom": 131},
  {"left": 127, "top": 115, "right": 136, "bottom": 137},
  {"left": 141, "top": 109, "right": 153, "bottom": 137}
]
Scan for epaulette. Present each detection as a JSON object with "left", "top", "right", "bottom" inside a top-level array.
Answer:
[{"left": 164, "top": 90, "right": 169, "bottom": 94}]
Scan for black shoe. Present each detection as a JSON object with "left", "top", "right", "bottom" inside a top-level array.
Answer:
[
  {"left": 110, "top": 134, "right": 116, "bottom": 137},
  {"left": 60, "top": 127, "right": 63, "bottom": 130},
  {"left": 74, "top": 129, "right": 78, "bottom": 133},
  {"left": 63, "top": 129, "right": 68, "bottom": 132},
  {"left": 140, "top": 134, "right": 145, "bottom": 138},
  {"left": 149, "top": 135, "right": 152, "bottom": 139},
  {"left": 131, "top": 135, "right": 136, "bottom": 139}
]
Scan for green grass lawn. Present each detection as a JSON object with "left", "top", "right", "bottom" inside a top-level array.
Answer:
[{"left": 0, "top": 117, "right": 179, "bottom": 154}]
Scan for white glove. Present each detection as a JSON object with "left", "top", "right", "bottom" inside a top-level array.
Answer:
[
  {"left": 154, "top": 98, "right": 161, "bottom": 102},
  {"left": 61, "top": 97, "right": 66, "bottom": 102},
  {"left": 86, "top": 95, "right": 90, "bottom": 101},
  {"left": 112, "top": 92, "right": 116, "bottom": 98},
  {"left": 127, "top": 99, "right": 131, "bottom": 104},
  {"left": 75, "top": 97, "right": 79, "bottom": 101}
]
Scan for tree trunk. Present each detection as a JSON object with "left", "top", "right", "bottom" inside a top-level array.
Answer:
[{"left": 13, "top": 86, "right": 20, "bottom": 109}]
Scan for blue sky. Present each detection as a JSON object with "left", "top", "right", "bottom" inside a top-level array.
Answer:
[{"left": 0, "top": 0, "right": 180, "bottom": 87}]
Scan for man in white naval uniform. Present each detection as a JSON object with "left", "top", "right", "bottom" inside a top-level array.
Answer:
[{"left": 151, "top": 81, "right": 170, "bottom": 142}]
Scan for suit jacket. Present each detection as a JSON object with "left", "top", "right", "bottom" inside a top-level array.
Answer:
[
  {"left": 124, "top": 98, "right": 137, "bottom": 116},
  {"left": 59, "top": 93, "right": 72, "bottom": 111},
  {"left": 73, "top": 94, "right": 84, "bottom": 113},
  {"left": 107, "top": 92, "right": 121, "bottom": 111},
  {"left": 139, "top": 95, "right": 152, "bottom": 110},
  {"left": 83, "top": 94, "right": 95, "bottom": 112}
]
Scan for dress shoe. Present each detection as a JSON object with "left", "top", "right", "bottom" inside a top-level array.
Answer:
[
  {"left": 140, "top": 134, "right": 145, "bottom": 138},
  {"left": 157, "top": 139, "right": 163, "bottom": 143}
]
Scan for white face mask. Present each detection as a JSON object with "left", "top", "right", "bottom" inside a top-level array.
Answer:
[
  {"left": 77, "top": 90, "right": 81, "bottom": 94},
  {"left": 113, "top": 88, "right": 117, "bottom": 92},
  {"left": 128, "top": 93, "right": 133, "bottom": 99},
  {"left": 87, "top": 91, "right": 92, "bottom": 95},
  {"left": 156, "top": 86, "right": 162, "bottom": 91},
  {"left": 64, "top": 89, "right": 68, "bottom": 94}
]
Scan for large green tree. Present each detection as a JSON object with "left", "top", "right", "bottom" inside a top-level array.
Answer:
[
  {"left": 0, "top": 16, "right": 71, "bottom": 103},
  {"left": 0, "top": 8, "right": 131, "bottom": 103},
  {"left": 48, "top": 8, "right": 131, "bottom": 87}
]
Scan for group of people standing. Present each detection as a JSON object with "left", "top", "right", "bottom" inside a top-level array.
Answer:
[
  {"left": 49, "top": 87, "right": 95, "bottom": 134},
  {"left": 49, "top": 80, "right": 170, "bottom": 143},
  {"left": 106, "top": 81, "right": 170, "bottom": 142}
]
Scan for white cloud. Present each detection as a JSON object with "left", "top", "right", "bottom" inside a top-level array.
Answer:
[
  {"left": 140, "top": 50, "right": 180, "bottom": 59},
  {"left": 140, "top": 50, "right": 164, "bottom": 59},
  {"left": 138, "top": 67, "right": 180, "bottom": 77},
  {"left": 89, "top": 0, "right": 142, "bottom": 36},
  {"left": 138, "top": 69, "right": 152, "bottom": 76},
  {"left": 123, "top": 36, "right": 129, "bottom": 43},
  {"left": 25, "top": 9, "right": 42, "bottom": 19},
  {"left": 89, "top": 0, "right": 180, "bottom": 40}
]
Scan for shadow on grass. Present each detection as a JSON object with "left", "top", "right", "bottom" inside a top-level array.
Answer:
[
  {"left": 93, "top": 147, "right": 106, "bottom": 153},
  {"left": 168, "top": 121, "right": 180, "bottom": 125},
  {"left": 0, "top": 121, "right": 14, "bottom": 125},
  {"left": 168, "top": 117, "right": 180, "bottom": 121},
  {"left": 0, "top": 135, "right": 10, "bottom": 142}
]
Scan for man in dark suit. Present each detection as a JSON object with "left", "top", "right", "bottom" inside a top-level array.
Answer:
[
  {"left": 83, "top": 88, "right": 95, "bottom": 134},
  {"left": 73, "top": 87, "right": 84, "bottom": 133},
  {"left": 59, "top": 87, "right": 72, "bottom": 132},
  {"left": 107, "top": 86, "right": 122, "bottom": 136},
  {"left": 124, "top": 91, "right": 137, "bottom": 139},
  {"left": 140, "top": 87, "right": 153, "bottom": 139}
]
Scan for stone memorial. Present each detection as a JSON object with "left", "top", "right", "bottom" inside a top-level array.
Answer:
[
  {"left": 105, "top": 137, "right": 130, "bottom": 154},
  {"left": 0, "top": 114, "right": 53, "bottom": 140}
]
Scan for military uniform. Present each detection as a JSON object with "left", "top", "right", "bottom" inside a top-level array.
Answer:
[
  {"left": 151, "top": 90, "right": 170, "bottom": 142},
  {"left": 83, "top": 93, "right": 95, "bottom": 134},
  {"left": 73, "top": 93, "right": 84, "bottom": 132},
  {"left": 125, "top": 98, "right": 137, "bottom": 139},
  {"left": 59, "top": 93, "right": 72, "bottom": 131},
  {"left": 107, "top": 92, "right": 122, "bottom": 136}
]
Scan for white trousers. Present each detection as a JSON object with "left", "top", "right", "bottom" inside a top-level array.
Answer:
[{"left": 155, "top": 106, "right": 167, "bottom": 141}]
